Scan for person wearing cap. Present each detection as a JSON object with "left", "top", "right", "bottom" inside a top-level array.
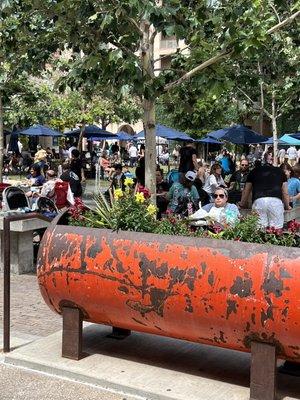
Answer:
[
  {"left": 202, "top": 187, "right": 240, "bottom": 225},
  {"left": 167, "top": 170, "right": 199, "bottom": 213}
]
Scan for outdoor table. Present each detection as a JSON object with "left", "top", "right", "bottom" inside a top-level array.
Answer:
[{"left": 0, "top": 213, "right": 51, "bottom": 274}]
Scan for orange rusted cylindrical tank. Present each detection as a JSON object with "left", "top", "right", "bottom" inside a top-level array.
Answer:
[{"left": 37, "top": 215, "right": 300, "bottom": 362}]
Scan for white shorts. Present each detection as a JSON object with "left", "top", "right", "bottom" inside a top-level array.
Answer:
[{"left": 252, "top": 197, "right": 284, "bottom": 229}]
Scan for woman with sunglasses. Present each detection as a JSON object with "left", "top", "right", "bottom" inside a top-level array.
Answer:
[{"left": 202, "top": 187, "right": 239, "bottom": 225}]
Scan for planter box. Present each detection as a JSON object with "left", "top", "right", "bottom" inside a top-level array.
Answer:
[{"left": 37, "top": 213, "right": 300, "bottom": 399}]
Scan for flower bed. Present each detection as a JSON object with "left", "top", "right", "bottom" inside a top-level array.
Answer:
[{"left": 68, "top": 178, "right": 300, "bottom": 247}]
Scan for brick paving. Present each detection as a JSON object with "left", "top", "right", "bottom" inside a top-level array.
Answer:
[{"left": 0, "top": 274, "right": 62, "bottom": 337}]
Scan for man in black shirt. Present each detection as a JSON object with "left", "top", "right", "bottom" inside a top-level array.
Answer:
[
  {"left": 178, "top": 142, "right": 198, "bottom": 173},
  {"left": 239, "top": 153, "right": 290, "bottom": 228},
  {"left": 228, "top": 159, "right": 250, "bottom": 203},
  {"left": 60, "top": 162, "right": 82, "bottom": 197},
  {"left": 70, "top": 149, "right": 85, "bottom": 183}
]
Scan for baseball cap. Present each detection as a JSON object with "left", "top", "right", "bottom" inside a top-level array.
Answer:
[{"left": 185, "top": 171, "right": 197, "bottom": 182}]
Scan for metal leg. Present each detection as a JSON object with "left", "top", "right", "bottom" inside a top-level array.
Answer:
[
  {"left": 62, "top": 306, "right": 83, "bottom": 360},
  {"left": 107, "top": 326, "right": 131, "bottom": 340},
  {"left": 250, "top": 342, "right": 277, "bottom": 400}
]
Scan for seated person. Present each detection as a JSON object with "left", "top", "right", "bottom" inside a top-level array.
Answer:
[
  {"left": 168, "top": 171, "right": 199, "bottom": 215},
  {"left": 202, "top": 187, "right": 239, "bottom": 225},
  {"left": 156, "top": 169, "right": 170, "bottom": 218},
  {"left": 99, "top": 153, "right": 114, "bottom": 179},
  {"left": 27, "top": 164, "right": 45, "bottom": 186},
  {"left": 110, "top": 163, "right": 125, "bottom": 192},
  {"left": 60, "top": 161, "right": 82, "bottom": 198},
  {"left": 40, "top": 169, "right": 58, "bottom": 201}
]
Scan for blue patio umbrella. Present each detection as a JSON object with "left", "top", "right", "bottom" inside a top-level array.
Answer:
[
  {"left": 261, "top": 137, "right": 288, "bottom": 145},
  {"left": 195, "top": 137, "right": 223, "bottom": 144},
  {"left": 208, "top": 125, "right": 265, "bottom": 144},
  {"left": 290, "top": 132, "right": 300, "bottom": 140},
  {"left": 207, "top": 129, "right": 228, "bottom": 140},
  {"left": 19, "top": 124, "right": 62, "bottom": 137},
  {"left": 137, "top": 124, "right": 193, "bottom": 141},
  {"left": 280, "top": 133, "right": 300, "bottom": 145},
  {"left": 117, "top": 131, "right": 135, "bottom": 141},
  {"left": 65, "top": 124, "right": 114, "bottom": 139}
]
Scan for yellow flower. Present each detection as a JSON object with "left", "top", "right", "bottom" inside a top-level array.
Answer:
[
  {"left": 114, "top": 188, "right": 123, "bottom": 200},
  {"left": 135, "top": 192, "right": 145, "bottom": 203},
  {"left": 124, "top": 177, "right": 134, "bottom": 187},
  {"left": 147, "top": 204, "right": 157, "bottom": 216}
]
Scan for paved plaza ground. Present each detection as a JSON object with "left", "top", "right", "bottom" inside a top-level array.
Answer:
[{"left": 0, "top": 274, "right": 134, "bottom": 400}]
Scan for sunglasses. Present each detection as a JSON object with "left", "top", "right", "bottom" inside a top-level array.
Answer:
[
  {"left": 241, "top": 164, "right": 248, "bottom": 167},
  {"left": 213, "top": 193, "right": 225, "bottom": 199}
]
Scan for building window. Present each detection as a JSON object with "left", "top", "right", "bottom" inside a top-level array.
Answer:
[{"left": 160, "top": 35, "right": 177, "bottom": 49}]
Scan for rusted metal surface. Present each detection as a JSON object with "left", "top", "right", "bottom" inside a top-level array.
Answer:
[
  {"left": 3, "top": 213, "right": 51, "bottom": 353},
  {"left": 37, "top": 215, "right": 300, "bottom": 362}
]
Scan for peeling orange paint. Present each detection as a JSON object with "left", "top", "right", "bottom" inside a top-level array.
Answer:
[{"left": 37, "top": 223, "right": 300, "bottom": 362}]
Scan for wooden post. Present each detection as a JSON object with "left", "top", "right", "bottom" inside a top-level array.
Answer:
[
  {"left": 62, "top": 306, "right": 83, "bottom": 360},
  {"left": 250, "top": 342, "right": 277, "bottom": 400},
  {"left": 0, "top": 94, "right": 4, "bottom": 183}
]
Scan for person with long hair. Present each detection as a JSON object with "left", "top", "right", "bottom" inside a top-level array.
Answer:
[{"left": 202, "top": 163, "right": 226, "bottom": 201}]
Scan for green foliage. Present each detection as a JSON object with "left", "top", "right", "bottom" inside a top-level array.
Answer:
[
  {"left": 70, "top": 185, "right": 157, "bottom": 233},
  {"left": 153, "top": 214, "right": 192, "bottom": 236}
]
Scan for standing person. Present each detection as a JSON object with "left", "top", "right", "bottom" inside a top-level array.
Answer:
[
  {"left": 60, "top": 161, "right": 82, "bottom": 197},
  {"left": 280, "top": 163, "right": 300, "bottom": 207},
  {"left": 111, "top": 141, "right": 119, "bottom": 155},
  {"left": 128, "top": 143, "right": 138, "bottom": 167},
  {"left": 278, "top": 148, "right": 286, "bottom": 165},
  {"left": 178, "top": 142, "right": 198, "bottom": 173},
  {"left": 228, "top": 159, "right": 250, "bottom": 203},
  {"left": 68, "top": 142, "right": 78, "bottom": 158},
  {"left": 203, "top": 163, "right": 226, "bottom": 201},
  {"left": 70, "top": 149, "right": 86, "bottom": 183},
  {"left": 219, "top": 149, "right": 233, "bottom": 177},
  {"left": 286, "top": 145, "right": 298, "bottom": 166},
  {"left": 239, "top": 152, "right": 290, "bottom": 228}
]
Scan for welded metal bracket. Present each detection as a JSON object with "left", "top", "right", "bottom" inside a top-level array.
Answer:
[
  {"left": 107, "top": 326, "right": 131, "bottom": 340},
  {"left": 250, "top": 341, "right": 277, "bottom": 400}
]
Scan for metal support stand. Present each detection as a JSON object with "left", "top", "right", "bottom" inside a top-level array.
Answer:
[
  {"left": 3, "top": 213, "right": 51, "bottom": 353},
  {"left": 62, "top": 306, "right": 83, "bottom": 360},
  {"left": 107, "top": 326, "right": 131, "bottom": 340},
  {"left": 250, "top": 342, "right": 277, "bottom": 400}
]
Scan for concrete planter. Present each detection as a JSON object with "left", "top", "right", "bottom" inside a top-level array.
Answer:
[{"left": 37, "top": 212, "right": 300, "bottom": 363}]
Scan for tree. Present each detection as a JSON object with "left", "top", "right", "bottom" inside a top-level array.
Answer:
[
  {"left": 0, "top": 0, "right": 57, "bottom": 181},
  {"left": 4, "top": 0, "right": 300, "bottom": 190}
]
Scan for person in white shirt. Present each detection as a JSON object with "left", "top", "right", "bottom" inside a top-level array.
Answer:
[
  {"left": 203, "top": 163, "right": 226, "bottom": 201},
  {"left": 278, "top": 148, "right": 286, "bottom": 165},
  {"left": 128, "top": 143, "right": 138, "bottom": 167},
  {"left": 286, "top": 146, "right": 298, "bottom": 166}
]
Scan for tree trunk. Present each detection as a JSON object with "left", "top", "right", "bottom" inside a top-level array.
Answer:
[
  {"left": 77, "top": 123, "right": 85, "bottom": 153},
  {"left": 140, "top": 20, "right": 156, "bottom": 200},
  {"left": 271, "top": 91, "right": 278, "bottom": 166},
  {"left": 258, "top": 62, "right": 264, "bottom": 135},
  {"left": 143, "top": 98, "right": 156, "bottom": 198},
  {"left": 0, "top": 94, "right": 4, "bottom": 183}
]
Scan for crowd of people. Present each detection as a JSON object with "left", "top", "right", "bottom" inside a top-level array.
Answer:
[{"left": 2, "top": 138, "right": 300, "bottom": 229}]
